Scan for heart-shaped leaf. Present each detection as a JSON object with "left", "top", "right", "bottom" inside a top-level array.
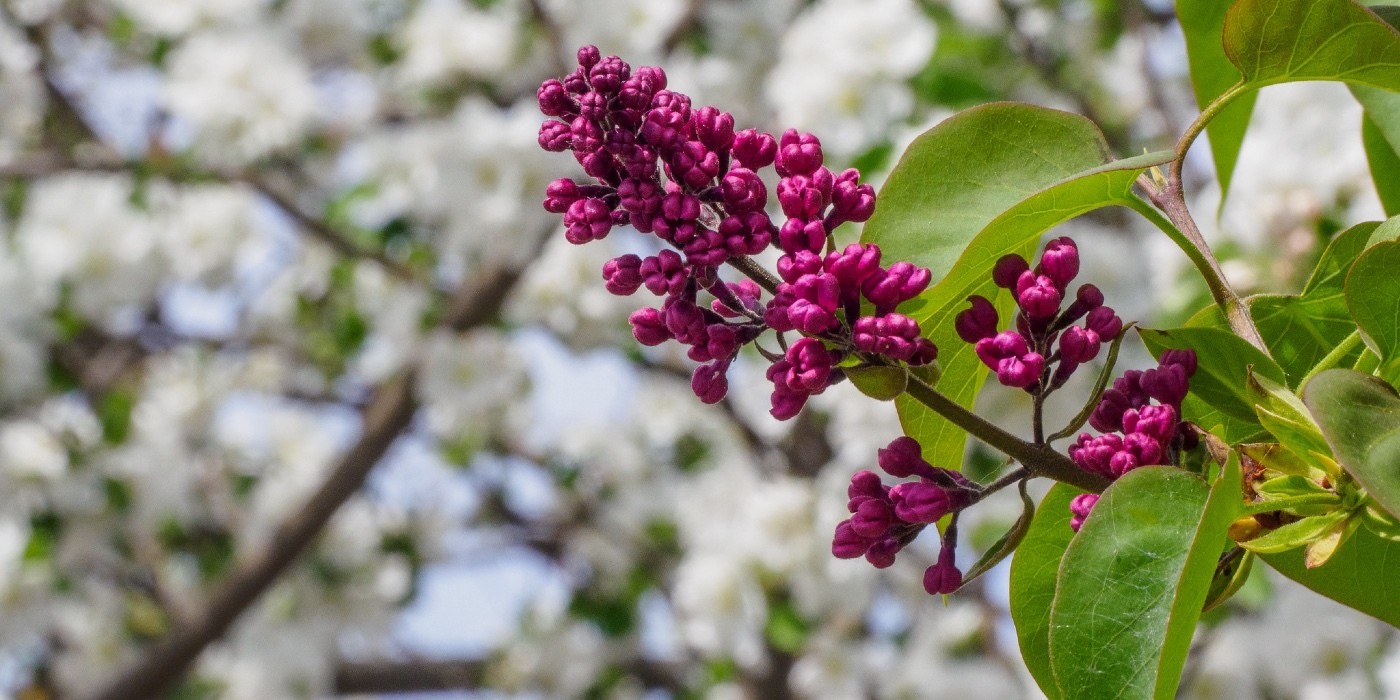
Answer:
[
  {"left": 1048, "top": 460, "right": 1240, "bottom": 700},
  {"left": 1009, "top": 483, "right": 1083, "bottom": 700},
  {"left": 1303, "top": 369, "right": 1400, "bottom": 519},
  {"left": 862, "top": 102, "right": 1169, "bottom": 468},
  {"left": 1224, "top": 0, "right": 1400, "bottom": 91}
]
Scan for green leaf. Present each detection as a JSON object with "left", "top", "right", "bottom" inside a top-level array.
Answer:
[
  {"left": 1363, "top": 111, "right": 1400, "bottom": 216},
  {"left": 1203, "top": 550, "right": 1255, "bottom": 612},
  {"left": 1303, "top": 369, "right": 1400, "bottom": 518},
  {"left": 863, "top": 103, "right": 1169, "bottom": 468},
  {"left": 1240, "top": 511, "right": 1349, "bottom": 554},
  {"left": 1048, "top": 460, "right": 1240, "bottom": 700},
  {"left": 1178, "top": 0, "right": 1259, "bottom": 203},
  {"left": 1263, "top": 523, "right": 1400, "bottom": 626},
  {"left": 845, "top": 365, "right": 908, "bottom": 401},
  {"left": 960, "top": 480, "right": 1035, "bottom": 589},
  {"left": 1009, "top": 483, "right": 1083, "bottom": 700},
  {"left": 1247, "top": 370, "right": 1332, "bottom": 458},
  {"left": 1345, "top": 240, "right": 1400, "bottom": 382},
  {"left": 1184, "top": 394, "right": 1269, "bottom": 445},
  {"left": 1224, "top": 0, "right": 1400, "bottom": 91},
  {"left": 1140, "top": 327, "right": 1287, "bottom": 425}
]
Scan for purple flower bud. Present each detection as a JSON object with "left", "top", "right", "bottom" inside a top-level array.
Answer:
[
  {"left": 652, "top": 192, "right": 701, "bottom": 244},
  {"left": 823, "top": 243, "right": 882, "bottom": 289},
  {"left": 538, "top": 120, "right": 573, "bottom": 152},
  {"left": 829, "top": 169, "right": 876, "bottom": 225},
  {"left": 617, "top": 178, "right": 663, "bottom": 232},
  {"left": 588, "top": 55, "right": 630, "bottom": 94},
  {"left": 1077, "top": 284, "right": 1104, "bottom": 309},
  {"left": 617, "top": 76, "right": 654, "bottom": 112},
  {"left": 1160, "top": 349, "right": 1198, "bottom": 377},
  {"left": 778, "top": 218, "right": 827, "bottom": 255},
  {"left": 1089, "top": 372, "right": 1150, "bottom": 433},
  {"left": 692, "top": 360, "right": 729, "bottom": 404},
  {"left": 955, "top": 295, "right": 1000, "bottom": 344},
  {"left": 777, "top": 251, "right": 824, "bottom": 284},
  {"left": 537, "top": 79, "right": 575, "bottom": 117},
  {"left": 862, "top": 262, "right": 932, "bottom": 313},
  {"left": 603, "top": 254, "right": 643, "bottom": 295},
  {"left": 570, "top": 116, "right": 605, "bottom": 152},
  {"left": 1069, "top": 433, "right": 1122, "bottom": 478},
  {"left": 640, "top": 93, "right": 690, "bottom": 152},
  {"left": 767, "top": 372, "right": 808, "bottom": 420},
  {"left": 577, "top": 91, "right": 608, "bottom": 121},
  {"left": 787, "top": 273, "right": 841, "bottom": 334},
  {"left": 704, "top": 323, "right": 742, "bottom": 360},
  {"left": 910, "top": 338, "right": 938, "bottom": 366},
  {"left": 784, "top": 337, "right": 835, "bottom": 392},
  {"left": 663, "top": 296, "right": 708, "bottom": 345},
  {"left": 1039, "top": 237, "right": 1080, "bottom": 288},
  {"left": 577, "top": 45, "right": 601, "bottom": 70},
  {"left": 1069, "top": 493, "right": 1099, "bottom": 532},
  {"left": 975, "top": 330, "right": 1028, "bottom": 366},
  {"left": 851, "top": 498, "right": 896, "bottom": 538},
  {"left": 1123, "top": 404, "right": 1178, "bottom": 443},
  {"left": 634, "top": 66, "right": 666, "bottom": 92},
  {"left": 853, "top": 314, "right": 927, "bottom": 361},
  {"left": 669, "top": 140, "right": 721, "bottom": 189},
  {"left": 993, "top": 254, "right": 1030, "bottom": 289},
  {"left": 1015, "top": 271, "right": 1063, "bottom": 319},
  {"left": 640, "top": 250, "right": 688, "bottom": 297},
  {"left": 776, "top": 129, "right": 823, "bottom": 177},
  {"left": 1140, "top": 363, "right": 1189, "bottom": 407},
  {"left": 681, "top": 227, "right": 728, "bottom": 268},
  {"left": 923, "top": 546, "right": 962, "bottom": 595},
  {"left": 997, "top": 352, "right": 1044, "bottom": 388},
  {"left": 543, "top": 178, "right": 581, "bottom": 213},
  {"left": 878, "top": 437, "right": 930, "bottom": 478},
  {"left": 732, "top": 129, "right": 777, "bottom": 170},
  {"left": 719, "top": 168, "right": 767, "bottom": 213},
  {"left": 629, "top": 308, "right": 672, "bottom": 346},
  {"left": 763, "top": 286, "right": 797, "bottom": 332},
  {"left": 717, "top": 211, "right": 774, "bottom": 256},
  {"left": 574, "top": 148, "right": 617, "bottom": 180},
  {"left": 562, "top": 67, "right": 589, "bottom": 95},
  {"left": 848, "top": 470, "right": 885, "bottom": 501},
  {"left": 889, "top": 481, "right": 952, "bottom": 524},
  {"left": 712, "top": 280, "right": 763, "bottom": 317},
  {"left": 1085, "top": 306, "right": 1122, "bottom": 341},
  {"left": 1116, "top": 431, "right": 1163, "bottom": 475},
  {"left": 777, "top": 168, "right": 835, "bottom": 220},
  {"left": 563, "top": 198, "right": 613, "bottom": 244},
  {"left": 1059, "top": 325, "right": 1101, "bottom": 364},
  {"left": 832, "top": 520, "right": 871, "bottom": 559},
  {"left": 865, "top": 538, "right": 901, "bottom": 569},
  {"left": 693, "top": 106, "right": 735, "bottom": 152}
]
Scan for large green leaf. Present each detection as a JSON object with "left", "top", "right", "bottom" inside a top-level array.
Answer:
[
  {"left": 1048, "top": 461, "right": 1240, "bottom": 700},
  {"left": 1009, "top": 483, "right": 1083, "bottom": 700},
  {"left": 863, "top": 103, "right": 1169, "bottom": 467},
  {"left": 1302, "top": 369, "right": 1400, "bottom": 518},
  {"left": 1223, "top": 0, "right": 1400, "bottom": 91},
  {"left": 1262, "top": 524, "right": 1400, "bottom": 627},
  {"left": 1346, "top": 241, "right": 1400, "bottom": 382},
  {"left": 1178, "top": 0, "right": 1259, "bottom": 204},
  {"left": 1364, "top": 113, "right": 1400, "bottom": 216},
  {"left": 1140, "top": 327, "right": 1287, "bottom": 425}
]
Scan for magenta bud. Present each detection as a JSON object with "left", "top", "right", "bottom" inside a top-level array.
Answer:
[
  {"left": 777, "top": 218, "right": 827, "bottom": 255},
  {"left": 670, "top": 140, "right": 721, "bottom": 189},
  {"left": 588, "top": 55, "right": 630, "bottom": 94},
  {"left": 1038, "top": 236, "right": 1079, "bottom": 287},
  {"left": 923, "top": 546, "right": 962, "bottom": 595},
  {"left": 1069, "top": 432, "right": 1123, "bottom": 478},
  {"left": 691, "top": 361, "right": 729, "bottom": 404},
  {"left": 768, "top": 381, "right": 808, "bottom": 420},
  {"left": 543, "top": 178, "right": 582, "bottom": 213},
  {"left": 629, "top": 308, "right": 672, "bottom": 346},
  {"left": 717, "top": 211, "right": 774, "bottom": 256},
  {"left": 1085, "top": 306, "right": 1122, "bottom": 340},
  {"left": 732, "top": 128, "right": 777, "bottom": 170},
  {"left": 848, "top": 470, "right": 886, "bottom": 501},
  {"left": 974, "top": 331, "right": 1027, "bottom": 371},
  {"left": 1015, "top": 271, "right": 1063, "bottom": 319},
  {"left": 1160, "top": 349, "right": 1198, "bottom": 378},
  {"left": 823, "top": 242, "right": 882, "bottom": 288},
  {"left": 602, "top": 254, "right": 643, "bottom": 295},
  {"left": 640, "top": 249, "right": 688, "bottom": 297},
  {"left": 877, "top": 437, "right": 929, "bottom": 479},
  {"left": 776, "top": 129, "right": 823, "bottom": 177},
  {"left": 777, "top": 250, "right": 824, "bottom": 284},
  {"left": 829, "top": 169, "right": 876, "bottom": 224},
  {"left": 889, "top": 481, "right": 952, "bottom": 524},
  {"left": 851, "top": 498, "right": 896, "bottom": 537},
  {"left": 992, "top": 254, "right": 1030, "bottom": 289},
  {"left": 712, "top": 280, "right": 762, "bottom": 317},
  {"left": 784, "top": 337, "right": 835, "bottom": 392},
  {"left": 1077, "top": 284, "right": 1104, "bottom": 309},
  {"left": 538, "top": 120, "right": 573, "bottom": 152},
  {"left": 865, "top": 538, "right": 900, "bottom": 569},
  {"left": 832, "top": 520, "right": 871, "bottom": 559},
  {"left": 861, "top": 262, "right": 932, "bottom": 313},
  {"left": 997, "top": 352, "right": 1044, "bottom": 389},
  {"left": 763, "top": 286, "right": 797, "bottom": 333},
  {"left": 719, "top": 168, "right": 767, "bottom": 213},
  {"left": 693, "top": 106, "right": 735, "bottom": 152},
  {"left": 1059, "top": 325, "right": 1101, "bottom": 364},
  {"left": 955, "top": 295, "right": 1000, "bottom": 344},
  {"left": 576, "top": 45, "right": 601, "bottom": 70},
  {"left": 1069, "top": 493, "right": 1099, "bottom": 532},
  {"left": 537, "top": 79, "right": 575, "bottom": 117},
  {"left": 1140, "top": 363, "right": 1189, "bottom": 407},
  {"left": 563, "top": 198, "right": 613, "bottom": 244},
  {"left": 777, "top": 168, "right": 835, "bottom": 220},
  {"left": 1123, "top": 404, "right": 1177, "bottom": 443}
]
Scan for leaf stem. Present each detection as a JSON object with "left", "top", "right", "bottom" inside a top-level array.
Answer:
[
  {"left": 1299, "top": 330, "right": 1363, "bottom": 389},
  {"left": 1240, "top": 493, "right": 1342, "bottom": 516},
  {"left": 726, "top": 255, "right": 783, "bottom": 295},
  {"left": 902, "top": 374, "right": 1108, "bottom": 493},
  {"left": 1171, "top": 82, "right": 1248, "bottom": 186}
]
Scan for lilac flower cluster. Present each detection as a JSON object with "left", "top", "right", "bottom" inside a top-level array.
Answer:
[
  {"left": 538, "top": 46, "right": 936, "bottom": 419},
  {"left": 1065, "top": 349, "right": 1198, "bottom": 530},
  {"left": 955, "top": 238, "right": 1123, "bottom": 391},
  {"left": 831, "top": 437, "right": 974, "bottom": 595}
]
